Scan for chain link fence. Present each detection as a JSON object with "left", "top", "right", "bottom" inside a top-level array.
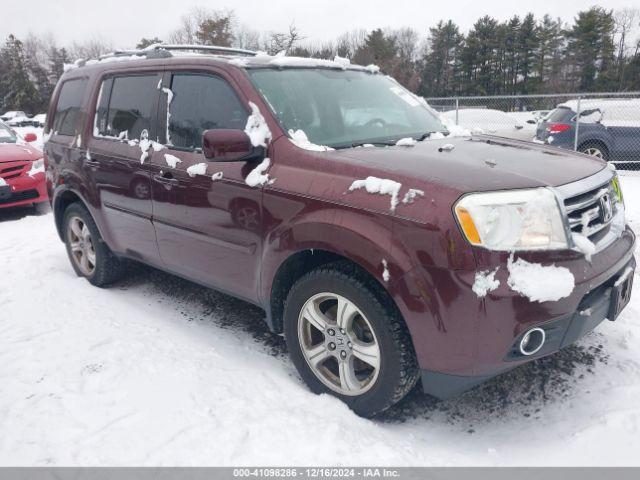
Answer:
[{"left": 426, "top": 92, "right": 640, "bottom": 169}]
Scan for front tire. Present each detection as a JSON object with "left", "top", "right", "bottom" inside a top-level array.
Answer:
[
  {"left": 284, "top": 263, "right": 419, "bottom": 417},
  {"left": 62, "top": 203, "right": 126, "bottom": 287}
]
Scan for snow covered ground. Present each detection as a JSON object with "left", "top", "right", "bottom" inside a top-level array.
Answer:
[{"left": 1, "top": 174, "right": 640, "bottom": 466}]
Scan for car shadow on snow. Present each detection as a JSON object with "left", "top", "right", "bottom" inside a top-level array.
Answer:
[
  {"left": 118, "top": 263, "right": 287, "bottom": 357},
  {"left": 117, "top": 263, "right": 610, "bottom": 426},
  {"left": 378, "top": 338, "right": 609, "bottom": 427}
]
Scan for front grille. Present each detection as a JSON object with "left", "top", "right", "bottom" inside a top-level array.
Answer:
[
  {"left": 0, "top": 189, "right": 39, "bottom": 205},
  {"left": 563, "top": 181, "right": 616, "bottom": 242},
  {"left": 0, "top": 162, "right": 29, "bottom": 181}
]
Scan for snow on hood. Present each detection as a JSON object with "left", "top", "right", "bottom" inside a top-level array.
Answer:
[
  {"left": 333, "top": 137, "right": 606, "bottom": 194},
  {"left": 288, "top": 129, "right": 334, "bottom": 152},
  {"left": 0, "top": 143, "right": 41, "bottom": 163},
  {"left": 0, "top": 177, "right": 6, "bottom": 186}
]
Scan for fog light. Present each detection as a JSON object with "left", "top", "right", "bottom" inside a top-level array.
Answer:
[{"left": 519, "top": 327, "right": 546, "bottom": 356}]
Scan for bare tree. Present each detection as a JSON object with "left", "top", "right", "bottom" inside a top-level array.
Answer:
[
  {"left": 614, "top": 8, "right": 640, "bottom": 86},
  {"left": 390, "top": 27, "right": 420, "bottom": 62},
  {"left": 169, "top": 7, "right": 236, "bottom": 46},
  {"left": 68, "top": 37, "right": 113, "bottom": 60},
  {"left": 268, "top": 24, "right": 305, "bottom": 54}
]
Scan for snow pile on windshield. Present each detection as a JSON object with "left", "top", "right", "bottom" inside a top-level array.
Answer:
[
  {"left": 245, "top": 102, "right": 272, "bottom": 148},
  {"left": 472, "top": 268, "right": 500, "bottom": 298},
  {"left": 288, "top": 129, "right": 334, "bottom": 152},
  {"left": 507, "top": 256, "right": 575, "bottom": 303},
  {"left": 381, "top": 259, "right": 390, "bottom": 282},
  {"left": 395, "top": 137, "right": 416, "bottom": 147},
  {"left": 365, "top": 64, "right": 380, "bottom": 74},
  {"left": 402, "top": 188, "right": 425, "bottom": 205},
  {"left": 186, "top": 163, "right": 207, "bottom": 177},
  {"left": 164, "top": 154, "right": 182, "bottom": 169},
  {"left": 572, "top": 233, "right": 596, "bottom": 261},
  {"left": 246, "top": 158, "right": 273, "bottom": 187},
  {"left": 349, "top": 176, "right": 402, "bottom": 212}
]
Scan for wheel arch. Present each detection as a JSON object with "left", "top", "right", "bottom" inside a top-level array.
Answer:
[
  {"left": 266, "top": 247, "right": 403, "bottom": 336},
  {"left": 578, "top": 138, "right": 610, "bottom": 158},
  {"left": 53, "top": 188, "right": 87, "bottom": 240}
]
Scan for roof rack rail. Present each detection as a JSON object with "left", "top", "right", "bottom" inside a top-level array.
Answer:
[
  {"left": 143, "top": 44, "right": 258, "bottom": 57},
  {"left": 78, "top": 43, "right": 257, "bottom": 67}
]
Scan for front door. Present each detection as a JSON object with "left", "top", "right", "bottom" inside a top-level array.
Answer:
[
  {"left": 149, "top": 70, "right": 264, "bottom": 302},
  {"left": 87, "top": 73, "right": 163, "bottom": 264}
]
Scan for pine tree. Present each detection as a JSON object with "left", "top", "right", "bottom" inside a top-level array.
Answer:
[
  {"left": 419, "top": 20, "right": 463, "bottom": 96},
  {"left": 0, "top": 35, "right": 39, "bottom": 113},
  {"left": 566, "top": 7, "right": 616, "bottom": 91}
]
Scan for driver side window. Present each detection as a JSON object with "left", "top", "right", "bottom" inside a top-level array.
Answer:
[{"left": 167, "top": 73, "right": 248, "bottom": 150}]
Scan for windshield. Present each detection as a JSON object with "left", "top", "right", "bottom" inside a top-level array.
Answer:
[
  {"left": 248, "top": 68, "right": 446, "bottom": 148},
  {"left": 0, "top": 123, "right": 17, "bottom": 144}
]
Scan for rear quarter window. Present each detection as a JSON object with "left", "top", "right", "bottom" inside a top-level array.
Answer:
[
  {"left": 95, "top": 74, "right": 161, "bottom": 141},
  {"left": 547, "top": 107, "right": 574, "bottom": 123},
  {"left": 51, "top": 78, "right": 88, "bottom": 136}
]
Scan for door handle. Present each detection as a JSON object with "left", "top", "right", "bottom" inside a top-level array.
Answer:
[{"left": 84, "top": 158, "right": 100, "bottom": 168}]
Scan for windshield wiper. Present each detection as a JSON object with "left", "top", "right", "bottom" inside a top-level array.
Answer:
[
  {"left": 417, "top": 131, "right": 449, "bottom": 141},
  {"left": 333, "top": 140, "right": 397, "bottom": 149}
]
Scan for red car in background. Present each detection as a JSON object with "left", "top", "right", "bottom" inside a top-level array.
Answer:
[{"left": 0, "top": 121, "right": 47, "bottom": 211}]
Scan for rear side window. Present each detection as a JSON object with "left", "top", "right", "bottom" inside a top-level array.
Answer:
[
  {"left": 168, "top": 74, "right": 247, "bottom": 150},
  {"left": 95, "top": 74, "right": 161, "bottom": 140},
  {"left": 547, "top": 107, "right": 573, "bottom": 123},
  {"left": 52, "top": 78, "right": 88, "bottom": 136}
]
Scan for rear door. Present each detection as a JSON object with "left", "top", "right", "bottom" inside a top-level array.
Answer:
[
  {"left": 86, "top": 72, "right": 163, "bottom": 263},
  {"left": 149, "top": 69, "right": 264, "bottom": 302}
]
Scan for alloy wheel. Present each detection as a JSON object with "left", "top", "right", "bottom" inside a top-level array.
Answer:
[
  {"left": 583, "top": 147, "right": 604, "bottom": 159},
  {"left": 67, "top": 216, "right": 96, "bottom": 276},
  {"left": 297, "top": 292, "right": 381, "bottom": 396}
]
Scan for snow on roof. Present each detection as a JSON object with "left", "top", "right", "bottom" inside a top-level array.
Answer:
[
  {"left": 557, "top": 98, "right": 640, "bottom": 112},
  {"left": 63, "top": 48, "right": 381, "bottom": 75}
]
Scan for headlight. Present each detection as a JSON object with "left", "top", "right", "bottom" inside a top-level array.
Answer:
[
  {"left": 611, "top": 175, "right": 624, "bottom": 205},
  {"left": 454, "top": 187, "right": 568, "bottom": 251}
]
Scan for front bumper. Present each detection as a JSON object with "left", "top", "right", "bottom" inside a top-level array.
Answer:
[
  {"left": 421, "top": 252, "right": 635, "bottom": 399},
  {"left": 0, "top": 171, "right": 47, "bottom": 209},
  {"left": 395, "top": 226, "right": 636, "bottom": 400}
]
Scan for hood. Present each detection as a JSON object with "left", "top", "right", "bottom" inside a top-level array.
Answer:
[
  {"left": 330, "top": 135, "right": 605, "bottom": 193},
  {"left": 0, "top": 143, "right": 41, "bottom": 163}
]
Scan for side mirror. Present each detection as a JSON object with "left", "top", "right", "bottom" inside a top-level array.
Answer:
[
  {"left": 202, "top": 129, "right": 264, "bottom": 162},
  {"left": 23, "top": 132, "right": 38, "bottom": 143}
]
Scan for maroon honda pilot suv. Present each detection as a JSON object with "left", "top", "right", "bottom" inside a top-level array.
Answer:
[{"left": 44, "top": 45, "right": 635, "bottom": 417}]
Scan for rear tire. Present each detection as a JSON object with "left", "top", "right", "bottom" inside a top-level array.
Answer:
[
  {"left": 62, "top": 203, "right": 127, "bottom": 287},
  {"left": 580, "top": 142, "right": 610, "bottom": 161},
  {"left": 283, "top": 262, "right": 419, "bottom": 417}
]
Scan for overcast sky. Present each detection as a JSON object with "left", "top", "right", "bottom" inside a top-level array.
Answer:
[{"left": 3, "top": 0, "right": 637, "bottom": 48}]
